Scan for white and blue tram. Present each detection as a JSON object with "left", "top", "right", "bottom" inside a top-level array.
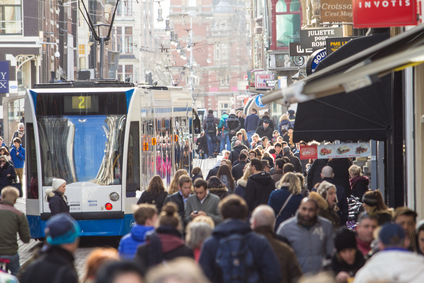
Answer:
[{"left": 25, "top": 81, "right": 192, "bottom": 238}]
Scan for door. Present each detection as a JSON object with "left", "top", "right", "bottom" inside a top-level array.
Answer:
[{"left": 3, "top": 96, "right": 25, "bottom": 148}]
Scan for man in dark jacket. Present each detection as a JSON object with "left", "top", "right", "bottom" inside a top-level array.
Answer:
[
  {"left": 282, "top": 146, "right": 303, "bottom": 173},
  {"left": 199, "top": 195, "right": 282, "bottom": 283},
  {"left": 0, "top": 186, "right": 30, "bottom": 275},
  {"left": 163, "top": 176, "right": 192, "bottom": 219},
  {"left": 196, "top": 132, "right": 208, "bottom": 159},
  {"left": 232, "top": 153, "right": 248, "bottom": 181},
  {"left": 258, "top": 111, "right": 274, "bottom": 131},
  {"left": 226, "top": 109, "right": 241, "bottom": 143},
  {"left": 307, "top": 159, "right": 328, "bottom": 191},
  {"left": 0, "top": 156, "right": 16, "bottom": 194},
  {"left": 237, "top": 110, "right": 245, "bottom": 129},
  {"left": 244, "top": 108, "right": 259, "bottom": 143},
  {"left": 244, "top": 158, "right": 275, "bottom": 214},
  {"left": 202, "top": 110, "right": 220, "bottom": 157},
  {"left": 228, "top": 140, "right": 248, "bottom": 165},
  {"left": 255, "top": 120, "right": 273, "bottom": 140},
  {"left": 271, "top": 158, "right": 285, "bottom": 186},
  {"left": 20, "top": 213, "right": 80, "bottom": 283},
  {"left": 321, "top": 166, "right": 348, "bottom": 226}
]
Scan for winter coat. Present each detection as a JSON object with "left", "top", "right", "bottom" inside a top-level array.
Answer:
[
  {"left": 202, "top": 114, "right": 220, "bottom": 133},
  {"left": 228, "top": 144, "right": 248, "bottom": 165},
  {"left": 350, "top": 176, "right": 369, "bottom": 200},
  {"left": 271, "top": 169, "right": 284, "bottom": 186},
  {"left": 234, "top": 179, "right": 247, "bottom": 198},
  {"left": 192, "top": 174, "right": 203, "bottom": 183},
  {"left": 137, "top": 191, "right": 168, "bottom": 212},
  {"left": 327, "top": 158, "right": 352, "bottom": 196},
  {"left": 199, "top": 219, "right": 282, "bottom": 283},
  {"left": 226, "top": 114, "right": 241, "bottom": 135},
  {"left": 163, "top": 192, "right": 185, "bottom": 220},
  {"left": 118, "top": 225, "right": 155, "bottom": 259},
  {"left": 206, "top": 166, "right": 220, "bottom": 180},
  {"left": 219, "top": 175, "right": 234, "bottom": 193},
  {"left": 0, "top": 161, "right": 16, "bottom": 190},
  {"left": 218, "top": 113, "right": 229, "bottom": 131},
  {"left": 0, "top": 200, "right": 30, "bottom": 255},
  {"left": 255, "top": 125, "right": 273, "bottom": 140},
  {"left": 322, "top": 178, "right": 348, "bottom": 226},
  {"left": 184, "top": 192, "right": 221, "bottom": 225},
  {"left": 46, "top": 190, "right": 70, "bottom": 215},
  {"left": 307, "top": 159, "right": 328, "bottom": 191},
  {"left": 239, "top": 116, "right": 245, "bottom": 129},
  {"left": 262, "top": 156, "right": 275, "bottom": 168},
  {"left": 232, "top": 161, "right": 247, "bottom": 181},
  {"left": 10, "top": 131, "right": 25, "bottom": 148},
  {"left": 258, "top": 115, "right": 275, "bottom": 131},
  {"left": 244, "top": 172, "right": 275, "bottom": 213},
  {"left": 134, "top": 226, "right": 194, "bottom": 276},
  {"left": 253, "top": 226, "right": 303, "bottom": 283},
  {"left": 353, "top": 249, "right": 424, "bottom": 283},
  {"left": 308, "top": 192, "right": 340, "bottom": 229},
  {"left": 209, "top": 186, "right": 229, "bottom": 200},
  {"left": 245, "top": 113, "right": 260, "bottom": 132},
  {"left": 283, "top": 152, "right": 303, "bottom": 173},
  {"left": 269, "top": 185, "right": 304, "bottom": 231},
  {"left": 279, "top": 120, "right": 293, "bottom": 135},
  {"left": 277, "top": 214, "right": 335, "bottom": 274},
  {"left": 331, "top": 249, "right": 365, "bottom": 277},
  {"left": 196, "top": 135, "right": 208, "bottom": 155},
  {"left": 10, "top": 145, "right": 25, "bottom": 169},
  {"left": 20, "top": 246, "right": 78, "bottom": 283}
]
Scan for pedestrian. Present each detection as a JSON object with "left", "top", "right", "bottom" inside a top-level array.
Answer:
[
  {"left": 168, "top": 169, "right": 188, "bottom": 195},
  {"left": 310, "top": 181, "right": 340, "bottom": 229},
  {"left": 232, "top": 152, "right": 248, "bottom": 181},
  {"left": 228, "top": 139, "right": 248, "bottom": 165},
  {"left": 137, "top": 175, "right": 168, "bottom": 212},
  {"left": 179, "top": 140, "right": 192, "bottom": 172},
  {"left": 234, "top": 163, "right": 250, "bottom": 198},
  {"left": 330, "top": 227, "right": 365, "bottom": 283},
  {"left": 0, "top": 136, "right": 8, "bottom": 150},
  {"left": 95, "top": 261, "right": 143, "bottom": 283},
  {"left": 45, "top": 178, "right": 69, "bottom": 215},
  {"left": 282, "top": 146, "right": 302, "bottom": 173},
  {"left": 237, "top": 110, "right": 245, "bottom": 129},
  {"left": 269, "top": 172, "right": 304, "bottom": 231},
  {"left": 0, "top": 155, "right": 16, "bottom": 194},
  {"left": 271, "top": 158, "right": 285, "bottom": 185},
  {"left": 278, "top": 114, "right": 293, "bottom": 136},
  {"left": 239, "top": 128, "right": 250, "bottom": 148},
  {"left": 417, "top": 222, "right": 424, "bottom": 254},
  {"left": 82, "top": 248, "right": 120, "bottom": 283},
  {"left": 0, "top": 186, "right": 30, "bottom": 276},
  {"left": 164, "top": 175, "right": 192, "bottom": 220},
  {"left": 361, "top": 190, "right": 392, "bottom": 226},
  {"left": 258, "top": 111, "right": 274, "bottom": 131},
  {"left": 9, "top": 137, "right": 24, "bottom": 186},
  {"left": 186, "top": 221, "right": 214, "bottom": 262},
  {"left": 272, "top": 130, "right": 280, "bottom": 144},
  {"left": 191, "top": 167, "right": 203, "bottom": 183},
  {"left": 226, "top": 109, "right": 241, "bottom": 144},
  {"left": 255, "top": 120, "right": 273, "bottom": 140},
  {"left": 20, "top": 213, "right": 80, "bottom": 283},
  {"left": 198, "top": 195, "right": 282, "bottom": 283},
  {"left": 245, "top": 108, "right": 260, "bottom": 144},
  {"left": 146, "top": 258, "right": 209, "bottom": 283},
  {"left": 0, "top": 146, "right": 11, "bottom": 162},
  {"left": 251, "top": 205, "right": 303, "bottom": 283},
  {"left": 277, "top": 198, "right": 335, "bottom": 274},
  {"left": 327, "top": 158, "right": 352, "bottom": 196},
  {"left": 262, "top": 151, "right": 275, "bottom": 168},
  {"left": 355, "top": 212, "right": 378, "bottom": 256},
  {"left": 393, "top": 207, "right": 418, "bottom": 251},
  {"left": 348, "top": 165, "right": 369, "bottom": 200},
  {"left": 216, "top": 164, "right": 235, "bottom": 193},
  {"left": 353, "top": 223, "right": 424, "bottom": 283},
  {"left": 207, "top": 176, "right": 229, "bottom": 200},
  {"left": 10, "top": 123, "right": 25, "bottom": 149},
  {"left": 307, "top": 158, "right": 328, "bottom": 191},
  {"left": 134, "top": 203, "right": 194, "bottom": 275},
  {"left": 184, "top": 179, "right": 221, "bottom": 226},
  {"left": 118, "top": 204, "right": 157, "bottom": 259},
  {"left": 196, "top": 132, "right": 208, "bottom": 159},
  {"left": 218, "top": 111, "right": 230, "bottom": 152},
  {"left": 244, "top": 158, "right": 275, "bottom": 214},
  {"left": 202, "top": 110, "right": 220, "bottom": 158},
  {"left": 251, "top": 133, "right": 263, "bottom": 149},
  {"left": 288, "top": 110, "right": 296, "bottom": 125}
]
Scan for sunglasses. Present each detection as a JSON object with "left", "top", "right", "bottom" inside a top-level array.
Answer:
[{"left": 0, "top": 160, "right": 6, "bottom": 163}]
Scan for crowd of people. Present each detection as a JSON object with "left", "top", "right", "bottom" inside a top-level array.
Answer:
[{"left": 3, "top": 111, "right": 424, "bottom": 283}]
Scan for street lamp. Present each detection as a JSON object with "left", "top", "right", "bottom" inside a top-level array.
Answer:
[
  {"left": 165, "top": 20, "right": 171, "bottom": 35},
  {"left": 176, "top": 42, "right": 183, "bottom": 54},
  {"left": 157, "top": 8, "right": 164, "bottom": 22}
]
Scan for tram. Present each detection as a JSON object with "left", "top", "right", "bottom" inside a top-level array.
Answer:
[{"left": 24, "top": 81, "right": 192, "bottom": 238}]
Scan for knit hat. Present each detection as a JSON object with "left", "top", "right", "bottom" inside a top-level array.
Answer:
[
  {"left": 379, "top": 223, "right": 405, "bottom": 246},
  {"left": 317, "top": 181, "right": 338, "bottom": 203},
  {"left": 45, "top": 213, "right": 80, "bottom": 246},
  {"left": 230, "top": 109, "right": 236, "bottom": 115},
  {"left": 334, "top": 227, "right": 357, "bottom": 252},
  {"left": 52, "top": 178, "right": 66, "bottom": 191}
]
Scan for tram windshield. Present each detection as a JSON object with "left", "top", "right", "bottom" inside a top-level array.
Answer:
[{"left": 38, "top": 115, "right": 126, "bottom": 186}]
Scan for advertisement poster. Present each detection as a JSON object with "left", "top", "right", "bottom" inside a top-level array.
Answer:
[{"left": 299, "top": 142, "right": 370, "bottom": 160}]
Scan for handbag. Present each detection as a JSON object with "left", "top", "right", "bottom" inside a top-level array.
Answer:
[{"left": 275, "top": 194, "right": 293, "bottom": 219}]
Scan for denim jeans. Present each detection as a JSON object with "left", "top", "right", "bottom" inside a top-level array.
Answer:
[
  {"left": 247, "top": 130, "right": 255, "bottom": 144},
  {"left": 206, "top": 133, "right": 215, "bottom": 157},
  {"left": 0, "top": 253, "right": 20, "bottom": 276},
  {"left": 220, "top": 131, "right": 230, "bottom": 152}
]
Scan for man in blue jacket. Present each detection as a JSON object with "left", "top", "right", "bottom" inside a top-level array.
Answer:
[
  {"left": 118, "top": 204, "right": 157, "bottom": 259},
  {"left": 199, "top": 195, "right": 282, "bottom": 283},
  {"left": 244, "top": 108, "right": 259, "bottom": 144},
  {"left": 10, "top": 137, "right": 25, "bottom": 185}
]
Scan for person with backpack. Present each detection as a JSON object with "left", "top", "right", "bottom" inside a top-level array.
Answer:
[
  {"left": 218, "top": 111, "right": 230, "bottom": 152},
  {"left": 202, "top": 110, "right": 219, "bottom": 158},
  {"left": 199, "top": 194, "right": 282, "bottom": 283},
  {"left": 226, "top": 109, "right": 241, "bottom": 144}
]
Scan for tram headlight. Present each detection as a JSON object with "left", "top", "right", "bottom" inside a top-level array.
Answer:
[{"left": 109, "top": 192, "right": 120, "bottom": 202}]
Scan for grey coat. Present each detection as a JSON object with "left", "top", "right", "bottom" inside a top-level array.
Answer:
[
  {"left": 276, "top": 215, "right": 335, "bottom": 274},
  {"left": 184, "top": 192, "right": 222, "bottom": 225}
]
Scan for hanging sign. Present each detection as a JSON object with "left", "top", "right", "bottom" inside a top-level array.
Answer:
[
  {"left": 299, "top": 142, "right": 371, "bottom": 159},
  {"left": 306, "top": 49, "right": 327, "bottom": 75},
  {"left": 255, "top": 73, "right": 275, "bottom": 90},
  {"left": 321, "top": 0, "right": 353, "bottom": 22},
  {"left": 326, "top": 37, "right": 357, "bottom": 55},
  {"left": 289, "top": 43, "right": 314, "bottom": 56},
  {"left": 300, "top": 27, "right": 343, "bottom": 49},
  {"left": 0, "top": 61, "right": 9, "bottom": 94}
]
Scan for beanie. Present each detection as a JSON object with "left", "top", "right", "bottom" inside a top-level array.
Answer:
[
  {"left": 52, "top": 178, "right": 66, "bottom": 191},
  {"left": 334, "top": 227, "right": 357, "bottom": 252},
  {"left": 317, "top": 181, "right": 338, "bottom": 203},
  {"left": 379, "top": 223, "right": 405, "bottom": 246},
  {"left": 45, "top": 213, "right": 80, "bottom": 246}
]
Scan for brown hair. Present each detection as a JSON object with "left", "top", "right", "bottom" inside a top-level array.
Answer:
[
  {"left": 192, "top": 167, "right": 202, "bottom": 176},
  {"left": 219, "top": 194, "right": 248, "bottom": 220},
  {"left": 133, "top": 203, "right": 157, "bottom": 225},
  {"left": 194, "top": 178, "right": 208, "bottom": 190},
  {"left": 216, "top": 164, "right": 234, "bottom": 190},
  {"left": 178, "top": 175, "right": 192, "bottom": 188},
  {"left": 83, "top": 248, "right": 119, "bottom": 282},
  {"left": 248, "top": 150, "right": 257, "bottom": 157},
  {"left": 363, "top": 190, "right": 388, "bottom": 211},
  {"left": 220, "top": 159, "right": 232, "bottom": 170},
  {"left": 146, "top": 175, "right": 166, "bottom": 195},
  {"left": 158, "top": 202, "right": 180, "bottom": 228},
  {"left": 393, "top": 207, "right": 417, "bottom": 222},
  {"left": 169, "top": 169, "right": 188, "bottom": 194},
  {"left": 0, "top": 147, "right": 9, "bottom": 156}
]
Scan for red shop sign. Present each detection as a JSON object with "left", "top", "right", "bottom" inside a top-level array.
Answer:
[
  {"left": 299, "top": 145, "right": 318, "bottom": 160},
  {"left": 352, "top": 0, "right": 417, "bottom": 28}
]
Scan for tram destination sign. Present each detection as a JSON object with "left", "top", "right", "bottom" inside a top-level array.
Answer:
[{"left": 300, "top": 27, "right": 343, "bottom": 50}]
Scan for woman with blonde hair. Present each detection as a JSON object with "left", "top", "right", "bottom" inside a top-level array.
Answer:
[
  {"left": 278, "top": 114, "right": 293, "bottom": 136},
  {"left": 234, "top": 164, "right": 251, "bottom": 198},
  {"left": 309, "top": 181, "right": 340, "bottom": 228},
  {"left": 239, "top": 128, "right": 250, "bottom": 148},
  {"left": 185, "top": 221, "right": 213, "bottom": 262},
  {"left": 362, "top": 190, "right": 392, "bottom": 225},
  {"left": 269, "top": 172, "right": 304, "bottom": 231},
  {"left": 349, "top": 164, "right": 369, "bottom": 200},
  {"left": 137, "top": 175, "right": 168, "bottom": 211},
  {"left": 83, "top": 248, "right": 120, "bottom": 283},
  {"left": 168, "top": 169, "right": 188, "bottom": 195}
]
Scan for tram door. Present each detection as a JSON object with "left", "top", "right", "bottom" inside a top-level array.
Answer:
[
  {"left": 3, "top": 96, "right": 25, "bottom": 148},
  {"left": 174, "top": 116, "right": 191, "bottom": 173},
  {"left": 156, "top": 118, "right": 172, "bottom": 188}
]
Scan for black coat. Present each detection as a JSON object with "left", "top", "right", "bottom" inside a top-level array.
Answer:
[
  {"left": 163, "top": 192, "right": 185, "bottom": 220},
  {"left": 226, "top": 114, "right": 241, "bottom": 134},
  {"left": 137, "top": 191, "right": 168, "bottom": 212},
  {"left": 228, "top": 144, "right": 248, "bottom": 165},
  {"left": 327, "top": 158, "right": 352, "bottom": 196},
  {"left": 255, "top": 126, "right": 273, "bottom": 140},
  {"left": 307, "top": 159, "right": 328, "bottom": 191},
  {"left": 239, "top": 117, "right": 245, "bottom": 129},
  {"left": 322, "top": 178, "right": 348, "bottom": 226},
  {"left": 232, "top": 161, "right": 247, "bottom": 181},
  {"left": 20, "top": 246, "right": 78, "bottom": 283},
  {"left": 0, "top": 161, "right": 16, "bottom": 189},
  {"left": 331, "top": 249, "right": 365, "bottom": 277},
  {"left": 196, "top": 135, "right": 208, "bottom": 155},
  {"left": 258, "top": 115, "right": 275, "bottom": 131},
  {"left": 283, "top": 152, "right": 303, "bottom": 173},
  {"left": 244, "top": 172, "right": 275, "bottom": 213},
  {"left": 47, "top": 190, "right": 70, "bottom": 215},
  {"left": 206, "top": 166, "right": 220, "bottom": 180}
]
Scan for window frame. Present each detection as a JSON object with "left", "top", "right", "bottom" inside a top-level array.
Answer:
[
  {"left": 271, "top": 0, "right": 302, "bottom": 50},
  {"left": 0, "top": 0, "right": 23, "bottom": 35}
]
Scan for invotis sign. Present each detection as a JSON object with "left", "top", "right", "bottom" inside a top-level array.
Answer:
[
  {"left": 353, "top": 0, "right": 417, "bottom": 27},
  {"left": 300, "top": 28, "right": 343, "bottom": 50},
  {"left": 321, "top": 0, "right": 353, "bottom": 22}
]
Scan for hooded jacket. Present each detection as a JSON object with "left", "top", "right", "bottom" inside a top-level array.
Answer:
[
  {"left": 268, "top": 185, "right": 304, "bottom": 231},
  {"left": 10, "top": 145, "right": 25, "bottom": 169},
  {"left": 199, "top": 219, "right": 282, "bottom": 283},
  {"left": 308, "top": 192, "right": 340, "bottom": 229},
  {"left": 258, "top": 115, "right": 275, "bottom": 131},
  {"left": 255, "top": 125, "right": 273, "bottom": 140},
  {"left": 226, "top": 114, "right": 241, "bottom": 134},
  {"left": 46, "top": 190, "right": 70, "bottom": 215},
  {"left": 350, "top": 175, "right": 369, "bottom": 200},
  {"left": 118, "top": 225, "right": 155, "bottom": 259},
  {"left": 209, "top": 186, "right": 229, "bottom": 200},
  {"left": 218, "top": 113, "right": 229, "bottom": 131},
  {"left": 331, "top": 248, "right": 365, "bottom": 277},
  {"left": 244, "top": 172, "right": 275, "bottom": 213},
  {"left": 228, "top": 144, "right": 248, "bottom": 165}
]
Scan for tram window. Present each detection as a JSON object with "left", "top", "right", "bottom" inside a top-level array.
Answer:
[
  {"left": 126, "top": 122, "right": 140, "bottom": 197},
  {"left": 26, "top": 123, "right": 38, "bottom": 199}
]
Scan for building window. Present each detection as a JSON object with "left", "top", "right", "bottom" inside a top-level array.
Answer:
[
  {"left": 271, "top": 0, "right": 301, "bottom": 50},
  {"left": 113, "top": 27, "right": 123, "bottom": 52},
  {"left": 0, "top": 0, "right": 22, "bottom": 35},
  {"left": 79, "top": 44, "right": 85, "bottom": 55},
  {"left": 125, "top": 65, "right": 133, "bottom": 82},
  {"left": 79, "top": 57, "right": 86, "bottom": 69},
  {"left": 117, "top": 0, "right": 132, "bottom": 16},
  {"left": 188, "top": 0, "right": 196, "bottom": 6},
  {"left": 220, "top": 74, "right": 230, "bottom": 86},
  {"left": 214, "top": 43, "right": 228, "bottom": 61},
  {"left": 125, "top": 27, "right": 133, "bottom": 54},
  {"left": 118, "top": 65, "right": 123, "bottom": 81}
]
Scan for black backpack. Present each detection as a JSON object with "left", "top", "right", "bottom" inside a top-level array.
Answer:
[{"left": 205, "top": 117, "right": 216, "bottom": 134}]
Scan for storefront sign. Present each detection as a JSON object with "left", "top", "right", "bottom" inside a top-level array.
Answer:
[
  {"left": 321, "top": 0, "right": 353, "bottom": 22},
  {"left": 289, "top": 42, "right": 314, "bottom": 57},
  {"left": 306, "top": 49, "right": 327, "bottom": 75},
  {"left": 326, "top": 37, "right": 356, "bottom": 55},
  {"left": 0, "top": 61, "right": 9, "bottom": 94},
  {"left": 255, "top": 73, "right": 275, "bottom": 90},
  {"left": 352, "top": 0, "right": 417, "bottom": 27},
  {"left": 299, "top": 142, "right": 371, "bottom": 160},
  {"left": 300, "top": 27, "right": 343, "bottom": 49}
]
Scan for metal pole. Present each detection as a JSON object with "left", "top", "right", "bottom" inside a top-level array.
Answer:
[
  {"left": 100, "top": 37, "right": 105, "bottom": 79},
  {"left": 405, "top": 67, "right": 415, "bottom": 209},
  {"left": 190, "top": 15, "right": 195, "bottom": 165}
]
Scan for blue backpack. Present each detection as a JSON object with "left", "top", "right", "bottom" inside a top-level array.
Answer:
[{"left": 215, "top": 233, "right": 260, "bottom": 283}]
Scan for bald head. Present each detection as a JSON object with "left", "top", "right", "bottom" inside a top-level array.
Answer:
[
  {"left": 321, "top": 166, "right": 334, "bottom": 179},
  {"left": 251, "top": 205, "right": 275, "bottom": 230},
  {"left": 300, "top": 197, "right": 319, "bottom": 210},
  {"left": 235, "top": 140, "right": 242, "bottom": 146}
]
